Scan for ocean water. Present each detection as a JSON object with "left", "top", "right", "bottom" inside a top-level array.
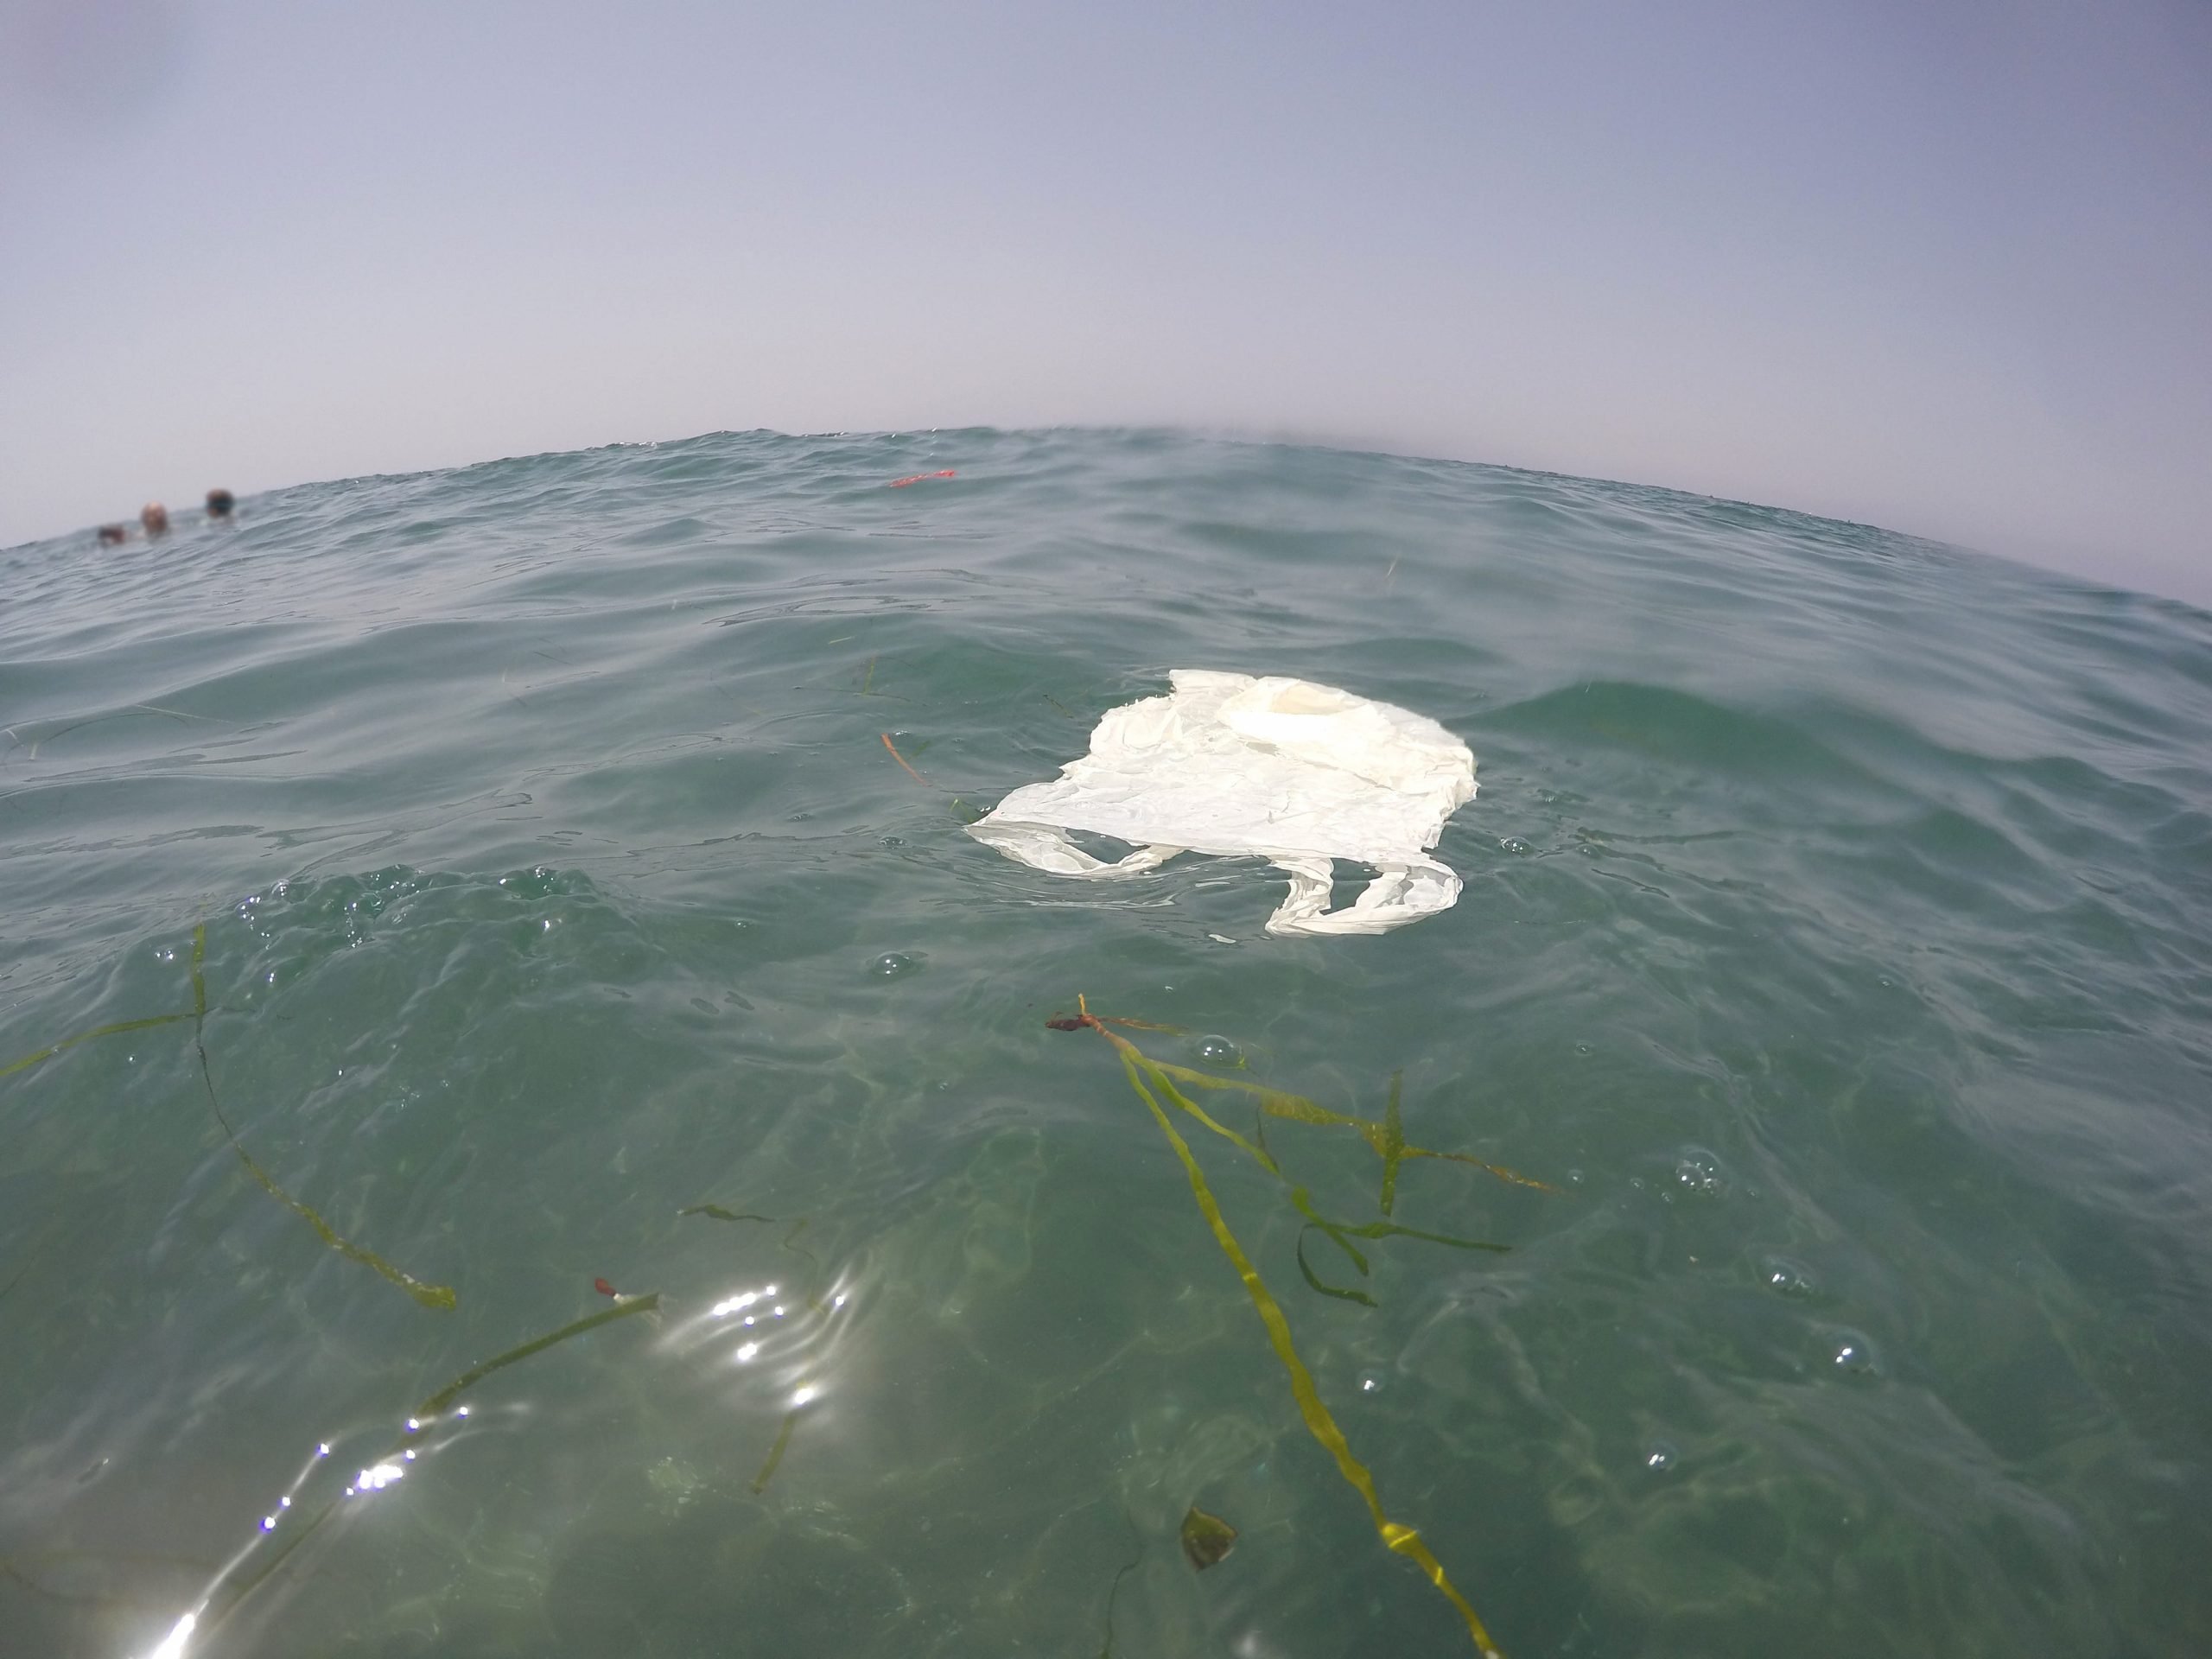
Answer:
[{"left": 2, "top": 428, "right": 2209, "bottom": 1659}]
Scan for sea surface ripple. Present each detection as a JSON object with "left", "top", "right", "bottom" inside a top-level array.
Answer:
[{"left": 2, "top": 429, "right": 2208, "bottom": 1657}]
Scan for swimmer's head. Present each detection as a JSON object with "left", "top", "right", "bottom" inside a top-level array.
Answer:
[
  {"left": 97, "top": 524, "right": 129, "bottom": 544},
  {"left": 205, "top": 488, "right": 235, "bottom": 519},
  {"left": 140, "top": 501, "right": 170, "bottom": 535}
]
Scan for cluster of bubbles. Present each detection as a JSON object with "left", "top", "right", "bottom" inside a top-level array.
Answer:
[{"left": 1627, "top": 1144, "right": 1894, "bottom": 1478}]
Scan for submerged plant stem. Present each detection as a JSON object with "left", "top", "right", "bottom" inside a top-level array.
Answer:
[
  {"left": 1064, "top": 1002, "right": 1509, "bottom": 1656},
  {"left": 416, "top": 1293, "right": 660, "bottom": 1416},
  {"left": 205, "top": 1289, "right": 661, "bottom": 1639},
  {"left": 1117, "top": 1055, "right": 1504, "bottom": 1656},
  {"left": 0, "top": 1012, "right": 194, "bottom": 1082},
  {"left": 1136, "top": 1054, "right": 1554, "bottom": 1193},
  {"left": 677, "top": 1204, "right": 780, "bottom": 1224},
  {"left": 750, "top": 1408, "right": 799, "bottom": 1493},
  {"left": 1095, "top": 1527, "right": 1142, "bottom": 1659},
  {"left": 1381, "top": 1071, "right": 1406, "bottom": 1216},
  {"left": 188, "top": 925, "right": 457, "bottom": 1311}
]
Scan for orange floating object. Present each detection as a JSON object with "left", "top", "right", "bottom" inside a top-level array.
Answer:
[
  {"left": 880, "top": 732, "right": 933, "bottom": 786},
  {"left": 888, "top": 470, "right": 957, "bottom": 487},
  {"left": 594, "top": 1277, "right": 619, "bottom": 1298}
]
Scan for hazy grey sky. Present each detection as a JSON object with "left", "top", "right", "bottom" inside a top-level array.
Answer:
[{"left": 3, "top": 1, "right": 2208, "bottom": 601}]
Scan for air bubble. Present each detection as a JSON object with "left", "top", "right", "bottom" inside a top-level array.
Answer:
[
  {"left": 1197, "top": 1035, "right": 1243, "bottom": 1067},
  {"left": 1824, "top": 1327, "right": 1881, "bottom": 1378},
  {"left": 869, "top": 951, "right": 923, "bottom": 980},
  {"left": 1643, "top": 1440, "right": 1679, "bottom": 1473},
  {"left": 1759, "top": 1255, "right": 1818, "bottom": 1299},
  {"left": 1673, "top": 1147, "right": 1727, "bottom": 1197}
]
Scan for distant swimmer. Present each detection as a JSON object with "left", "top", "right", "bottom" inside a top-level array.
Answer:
[
  {"left": 205, "top": 488, "right": 235, "bottom": 520},
  {"left": 140, "top": 501, "right": 170, "bottom": 536},
  {"left": 96, "top": 524, "right": 129, "bottom": 545}
]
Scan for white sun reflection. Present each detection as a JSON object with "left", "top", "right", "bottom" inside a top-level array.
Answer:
[
  {"left": 348, "top": 1460, "right": 405, "bottom": 1496},
  {"left": 149, "top": 1266, "right": 866, "bottom": 1658},
  {"left": 141, "top": 1610, "right": 197, "bottom": 1659}
]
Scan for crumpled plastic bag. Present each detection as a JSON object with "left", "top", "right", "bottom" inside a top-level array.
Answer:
[{"left": 968, "top": 670, "right": 1476, "bottom": 936}]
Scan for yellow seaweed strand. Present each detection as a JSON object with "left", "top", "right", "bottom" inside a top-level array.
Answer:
[
  {"left": 1135, "top": 1056, "right": 1555, "bottom": 1192},
  {"left": 1381, "top": 1071, "right": 1406, "bottom": 1217},
  {"left": 416, "top": 1293, "right": 658, "bottom": 1415},
  {"left": 0, "top": 1013, "right": 195, "bottom": 1082},
  {"left": 1097, "top": 1030, "right": 1281, "bottom": 1176},
  {"left": 189, "top": 925, "right": 457, "bottom": 1311},
  {"left": 217, "top": 1135, "right": 458, "bottom": 1310},
  {"left": 1119, "top": 1059, "right": 1504, "bottom": 1657},
  {"left": 205, "top": 1291, "right": 660, "bottom": 1642},
  {"left": 750, "top": 1408, "right": 799, "bottom": 1493}
]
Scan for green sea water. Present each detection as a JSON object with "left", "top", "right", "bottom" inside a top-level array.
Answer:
[{"left": 2, "top": 429, "right": 2208, "bottom": 1658}]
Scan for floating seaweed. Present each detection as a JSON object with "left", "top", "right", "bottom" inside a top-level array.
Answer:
[
  {"left": 880, "top": 732, "right": 934, "bottom": 787},
  {"left": 1289, "top": 1185, "right": 1509, "bottom": 1309},
  {"left": 677, "top": 1205, "right": 827, "bottom": 1491},
  {"left": 187, "top": 926, "right": 456, "bottom": 1311},
  {"left": 1179, "top": 1505, "right": 1238, "bottom": 1571},
  {"left": 413, "top": 1293, "right": 660, "bottom": 1417},
  {"left": 1052, "top": 1008, "right": 1516, "bottom": 1313},
  {"left": 0, "top": 1012, "right": 194, "bottom": 1083},
  {"left": 192, "top": 1290, "right": 663, "bottom": 1644},
  {"left": 1073, "top": 1038, "right": 1556, "bottom": 1197},
  {"left": 1094, "top": 1529, "right": 1143, "bottom": 1658},
  {"left": 1052, "top": 1001, "right": 1520, "bottom": 1658},
  {"left": 778, "top": 1217, "right": 826, "bottom": 1290},
  {"left": 750, "top": 1408, "right": 799, "bottom": 1494},
  {"left": 1380, "top": 1070, "right": 1407, "bottom": 1216},
  {"left": 1045, "top": 1013, "right": 1189, "bottom": 1036},
  {"left": 0, "top": 924, "right": 455, "bottom": 1310},
  {"left": 0, "top": 702, "right": 223, "bottom": 764},
  {"left": 680, "top": 1205, "right": 826, "bottom": 1308},
  {"left": 9, "top": 925, "right": 1533, "bottom": 1655},
  {"left": 677, "top": 1204, "right": 779, "bottom": 1224}
]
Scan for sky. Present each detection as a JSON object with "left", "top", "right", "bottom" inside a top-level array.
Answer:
[{"left": 3, "top": 0, "right": 2208, "bottom": 603}]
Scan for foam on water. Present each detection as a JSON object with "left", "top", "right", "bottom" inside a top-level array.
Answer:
[{"left": 2, "top": 429, "right": 2209, "bottom": 1656}]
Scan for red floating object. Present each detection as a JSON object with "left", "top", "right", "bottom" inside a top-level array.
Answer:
[
  {"left": 594, "top": 1277, "right": 618, "bottom": 1298},
  {"left": 888, "top": 469, "right": 957, "bottom": 487}
]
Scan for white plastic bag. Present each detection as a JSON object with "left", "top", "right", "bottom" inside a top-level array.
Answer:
[{"left": 968, "top": 670, "right": 1476, "bottom": 937}]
